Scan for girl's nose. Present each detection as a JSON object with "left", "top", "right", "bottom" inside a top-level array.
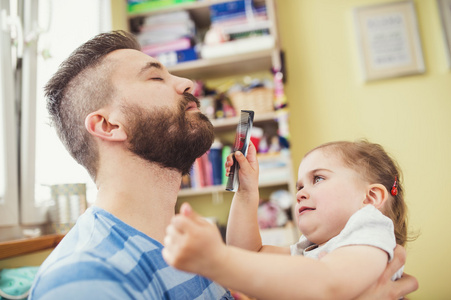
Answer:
[{"left": 296, "top": 189, "right": 308, "bottom": 203}]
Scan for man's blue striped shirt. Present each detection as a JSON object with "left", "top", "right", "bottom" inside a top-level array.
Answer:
[{"left": 29, "top": 206, "right": 232, "bottom": 299}]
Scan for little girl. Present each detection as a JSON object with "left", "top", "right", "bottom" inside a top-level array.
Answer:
[{"left": 163, "top": 140, "right": 413, "bottom": 299}]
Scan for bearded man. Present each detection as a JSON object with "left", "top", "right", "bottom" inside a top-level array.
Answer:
[{"left": 29, "top": 31, "right": 232, "bottom": 299}]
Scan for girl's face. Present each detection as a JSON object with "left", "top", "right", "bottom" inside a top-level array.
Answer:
[{"left": 295, "top": 148, "right": 369, "bottom": 245}]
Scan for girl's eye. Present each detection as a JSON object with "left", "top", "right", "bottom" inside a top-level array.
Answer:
[
  {"left": 151, "top": 77, "right": 163, "bottom": 81},
  {"left": 313, "top": 176, "right": 324, "bottom": 184}
]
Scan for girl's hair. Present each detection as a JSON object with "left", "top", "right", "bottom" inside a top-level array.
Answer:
[{"left": 307, "top": 140, "right": 412, "bottom": 246}]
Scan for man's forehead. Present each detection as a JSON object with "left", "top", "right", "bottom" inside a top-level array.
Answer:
[
  {"left": 106, "top": 49, "right": 162, "bottom": 77},
  {"left": 108, "top": 48, "right": 142, "bottom": 58},
  {"left": 107, "top": 48, "right": 158, "bottom": 67}
]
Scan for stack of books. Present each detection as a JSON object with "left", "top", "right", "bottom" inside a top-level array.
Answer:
[
  {"left": 201, "top": 0, "right": 275, "bottom": 59},
  {"left": 181, "top": 143, "right": 232, "bottom": 190},
  {"left": 137, "top": 10, "right": 198, "bottom": 66},
  {"left": 127, "top": 0, "right": 196, "bottom": 14}
]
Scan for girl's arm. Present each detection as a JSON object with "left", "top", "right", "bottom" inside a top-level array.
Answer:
[
  {"left": 163, "top": 204, "right": 388, "bottom": 300},
  {"left": 225, "top": 143, "right": 290, "bottom": 254},
  {"left": 225, "top": 142, "right": 262, "bottom": 251}
]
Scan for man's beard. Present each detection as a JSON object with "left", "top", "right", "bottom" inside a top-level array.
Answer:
[{"left": 123, "top": 93, "right": 215, "bottom": 175}]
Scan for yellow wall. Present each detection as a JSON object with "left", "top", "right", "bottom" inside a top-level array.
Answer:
[
  {"left": 111, "top": 0, "right": 127, "bottom": 30},
  {"left": 276, "top": 0, "right": 451, "bottom": 298}
]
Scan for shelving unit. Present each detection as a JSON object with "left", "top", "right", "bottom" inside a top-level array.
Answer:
[{"left": 126, "top": 0, "right": 298, "bottom": 246}]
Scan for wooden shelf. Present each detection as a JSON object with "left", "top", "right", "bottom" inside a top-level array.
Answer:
[{"left": 0, "top": 234, "right": 64, "bottom": 260}]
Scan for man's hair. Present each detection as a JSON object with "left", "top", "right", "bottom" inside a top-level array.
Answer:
[
  {"left": 307, "top": 139, "right": 413, "bottom": 246},
  {"left": 45, "top": 30, "right": 141, "bottom": 180}
]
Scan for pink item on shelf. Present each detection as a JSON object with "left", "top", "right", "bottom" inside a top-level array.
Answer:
[{"left": 141, "top": 37, "right": 191, "bottom": 57}]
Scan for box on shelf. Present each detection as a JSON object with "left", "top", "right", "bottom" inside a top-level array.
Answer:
[{"left": 229, "top": 87, "right": 274, "bottom": 114}]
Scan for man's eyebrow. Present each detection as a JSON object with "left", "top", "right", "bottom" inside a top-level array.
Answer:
[{"left": 138, "top": 61, "right": 163, "bottom": 76}]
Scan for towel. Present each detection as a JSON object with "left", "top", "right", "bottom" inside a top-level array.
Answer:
[{"left": 0, "top": 267, "right": 39, "bottom": 300}]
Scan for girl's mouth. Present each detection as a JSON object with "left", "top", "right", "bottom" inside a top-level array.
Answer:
[{"left": 299, "top": 206, "right": 315, "bottom": 215}]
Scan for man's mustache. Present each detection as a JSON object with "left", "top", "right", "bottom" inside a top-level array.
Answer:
[{"left": 183, "top": 93, "right": 200, "bottom": 109}]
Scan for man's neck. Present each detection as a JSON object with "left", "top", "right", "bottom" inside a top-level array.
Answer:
[{"left": 94, "top": 158, "right": 183, "bottom": 244}]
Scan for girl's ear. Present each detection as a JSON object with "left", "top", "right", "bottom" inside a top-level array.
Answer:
[
  {"left": 85, "top": 111, "right": 127, "bottom": 142},
  {"left": 363, "top": 184, "right": 388, "bottom": 209}
]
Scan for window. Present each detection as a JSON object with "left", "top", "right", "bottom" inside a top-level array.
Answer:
[
  {"left": 0, "top": 0, "right": 111, "bottom": 238},
  {"left": 0, "top": 0, "right": 20, "bottom": 228},
  {"left": 33, "top": 0, "right": 112, "bottom": 208}
]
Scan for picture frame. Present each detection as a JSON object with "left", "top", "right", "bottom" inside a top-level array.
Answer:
[
  {"left": 437, "top": 0, "right": 451, "bottom": 68},
  {"left": 353, "top": 1, "right": 425, "bottom": 81}
]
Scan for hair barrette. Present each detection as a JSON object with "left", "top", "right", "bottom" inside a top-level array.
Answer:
[{"left": 391, "top": 176, "right": 398, "bottom": 196}]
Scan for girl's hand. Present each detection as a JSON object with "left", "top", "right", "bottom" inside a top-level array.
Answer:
[
  {"left": 162, "top": 203, "right": 227, "bottom": 278},
  {"left": 225, "top": 142, "right": 259, "bottom": 193}
]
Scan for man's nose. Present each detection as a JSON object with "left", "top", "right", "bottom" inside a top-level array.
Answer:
[{"left": 174, "top": 75, "right": 194, "bottom": 94}]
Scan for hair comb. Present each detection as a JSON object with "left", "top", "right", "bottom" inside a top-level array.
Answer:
[{"left": 226, "top": 110, "right": 254, "bottom": 192}]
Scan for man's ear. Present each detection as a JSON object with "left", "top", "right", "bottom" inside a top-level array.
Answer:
[
  {"left": 85, "top": 111, "right": 127, "bottom": 142},
  {"left": 363, "top": 184, "right": 388, "bottom": 209}
]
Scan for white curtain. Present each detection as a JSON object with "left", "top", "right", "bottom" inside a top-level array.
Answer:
[
  {"left": 0, "top": 0, "right": 112, "bottom": 237},
  {"left": 34, "top": 0, "right": 112, "bottom": 209}
]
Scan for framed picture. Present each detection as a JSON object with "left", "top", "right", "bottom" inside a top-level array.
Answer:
[
  {"left": 438, "top": 0, "right": 451, "bottom": 68},
  {"left": 354, "top": 1, "right": 425, "bottom": 81}
]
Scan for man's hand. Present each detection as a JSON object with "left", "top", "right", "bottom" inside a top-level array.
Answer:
[{"left": 356, "top": 245, "right": 419, "bottom": 299}]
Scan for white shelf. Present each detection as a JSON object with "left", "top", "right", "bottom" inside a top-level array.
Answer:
[
  {"left": 178, "top": 176, "right": 291, "bottom": 197},
  {"left": 168, "top": 48, "right": 277, "bottom": 79}
]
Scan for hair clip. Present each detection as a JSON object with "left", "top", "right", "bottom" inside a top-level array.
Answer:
[{"left": 391, "top": 176, "right": 398, "bottom": 196}]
